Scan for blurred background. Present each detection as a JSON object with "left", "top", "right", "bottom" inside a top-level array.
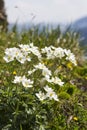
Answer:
[{"left": 0, "top": 0, "right": 87, "bottom": 47}]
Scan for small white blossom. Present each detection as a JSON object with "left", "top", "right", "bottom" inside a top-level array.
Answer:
[
  {"left": 19, "top": 44, "right": 31, "bottom": 53},
  {"left": 22, "top": 79, "right": 33, "bottom": 88},
  {"left": 44, "top": 85, "right": 59, "bottom": 101},
  {"left": 12, "top": 48, "right": 22, "bottom": 58},
  {"left": 41, "top": 46, "right": 55, "bottom": 59},
  {"left": 21, "top": 75, "right": 33, "bottom": 88},
  {"left": 28, "top": 69, "right": 36, "bottom": 75},
  {"left": 51, "top": 77, "right": 64, "bottom": 86},
  {"left": 13, "top": 75, "right": 33, "bottom": 88},
  {"left": 36, "top": 91, "right": 46, "bottom": 101},
  {"left": 16, "top": 52, "right": 26, "bottom": 64},
  {"left": 29, "top": 43, "right": 42, "bottom": 59},
  {"left": 34, "top": 63, "right": 46, "bottom": 70},
  {"left": 34, "top": 63, "right": 52, "bottom": 77},
  {"left": 3, "top": 48, "right": 19, "bottom": 62},
  {"left": 23, "top": 52, "right": 31, "bottom": 62},
  {"left": 13, "top": 76, "right": 22, "bottom": 83},
  {"left": 53, "top": 47, "right": 65, "bottom": 59},
  {"left": 5, "top": 47, "right": 19, "bottom": 57},
  {"left": 64, "top": 49, "right": 77, "bottom": 66},
  {"left": 46, "top": 76, "right": 64, "bottom": 86},
  {"left": 42, "top": 67, "right": 52, "bottom": 77},
  {"left": 44, "top": 85, "right": 53, "bottom": 92},
  {"left": 3, "top": 55, "right": 14, "bottom": 62}
]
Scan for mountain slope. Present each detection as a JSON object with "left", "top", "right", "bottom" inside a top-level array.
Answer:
[{"left": 72, "top": 16, "right": 87, "bottom": 46}]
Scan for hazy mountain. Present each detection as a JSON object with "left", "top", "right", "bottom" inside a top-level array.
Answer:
[
  {"left": 72, "top": 16, "right": 87, "bottom": 46},
  {"left": 73, "top": 16, "right": 87, "bottom": 29}
]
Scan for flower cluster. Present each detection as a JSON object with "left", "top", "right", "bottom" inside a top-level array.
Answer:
[
  {"left": 4, "top": 43, "right": 77, "bottom": 102},
  {"left": 3, "top": 47, "right": 30, "bottom": 64},
  {"left": 4, "top": 43, "right": 77, "bottom": 66},
  {"left": 3, "top": 43, "right": 41, "bottom": 64},
  {"left": 41, "top": 46, "right": 77, "bottom": 66},
  {"left": 28, "top": 62, "right": 64, "bottom": 86}
]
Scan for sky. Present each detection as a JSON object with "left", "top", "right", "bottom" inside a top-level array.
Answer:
[{"left": 4, "top": 0, "right": 87, "bottom": 24}]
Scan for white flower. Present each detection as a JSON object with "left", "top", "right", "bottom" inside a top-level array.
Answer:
[
  {"left": 19, "top": 43, "right": 42, "bottom": 59},
  {"left": 44, "top": 85, "right": 53, "bottom": 92},
  {"left": 30, "top": 48, "right": 41, "bottom": 59},
  {"left": 21, "top": 76, "right": 33, "bottom": 88},
  {"left": 3, "top": 48, "right": 19, "bottom": 62},
  {"left": 42, "top": 67, "right": 52, "bottom": 77},
  {"left": 22, "top": 79, "right": 33, "bottom": 88},
  {"left": 45, "top": 75, "right": 51, "bottom": 82},
  {"left": 4, "top": 48, "right": 12, "bottom": 55},
  {"left": 19, "top": 44, "right": 31, "bottom": 53},
  {"left": 5, "top": 47, "right": 21, "bottom": 58},
  {"left": 34, "top": 63, "right": 46, "bottom": 70},
  {"left": 16, "top": 52, "right": 26, "bottom": 64},
  {"left": 46, "top": 76, "right": 64, "bottom": 86},
  {"left": 13, "top": 75, "right": 33, "bottom": 88},
  {"left": 53, "top": 47, "right": 65, "bottom": 59},
  {"left": 51, "top": 77, "right": 64, "bottom": 86},
  {"left": 44, "top": 75, "right": 50, "bottom": 80},
  {"left": 28, "top": 69, "right": 36, "bottom": 75},
  {"left": 44, "top": 85, "right": 59, "bottom": 101},
  {"left": 41, "top": 46, "right": 55, "bottom": 53},
  {"left": 41, "top": 46, "right": 55, "bottom": 59},
  {"left": 12, "top": 48, "right": 21, "bottom": 58},
  {"left": 64, "top": 49, "right": 77, "bottom": 66},
  {"left": 13, "top": 76, "right": 22, "bottom": 83},
  {"left": 34, "top": 63, "right": 52, "bottom": 77},
  {"left": 3, "top": 55, "right": 14, "bottom": 62},
  {"left": 36, "top": 91, "right": 46, "bottom": 101},
  {"left": 41, "top": 46, "right": 51, "bottom": 53},
  {"left": 25, "top": 55, "right": 31, "bottom": 62},
  {"left": 29, "top": 43, "right": 42, "bottom": 59},
  {"left": 5, "top": 48, "right": 16, "bottom": 56},
  {"left": 23, "top": 53, "right": 31, "bottom": 62}
]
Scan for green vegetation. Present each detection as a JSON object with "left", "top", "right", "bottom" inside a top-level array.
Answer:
[{"left": 0, "top": 27, "right": 87, "bottom": 130}]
